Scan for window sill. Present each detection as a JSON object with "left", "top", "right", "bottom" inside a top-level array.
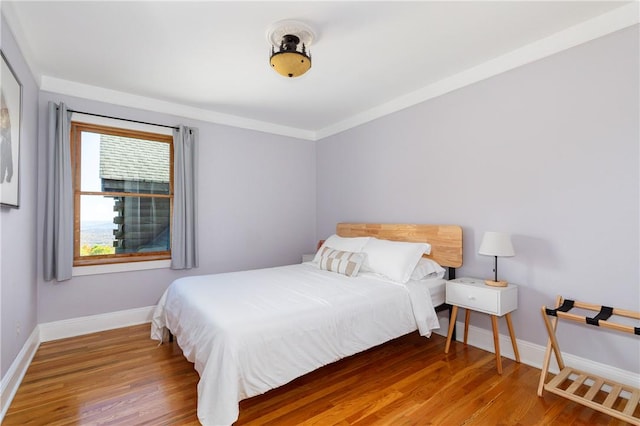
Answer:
[{"left": 72, "top": 259, "right": 171, "bottom": 276}]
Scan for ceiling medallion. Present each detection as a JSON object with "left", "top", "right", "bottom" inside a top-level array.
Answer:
[{"left": 267, "top": 20, "right": 315, "bottom": 78}]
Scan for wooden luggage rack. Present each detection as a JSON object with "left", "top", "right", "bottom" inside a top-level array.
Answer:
[{"left": 538, "top": 296, "right": 640, "bottom": 425}]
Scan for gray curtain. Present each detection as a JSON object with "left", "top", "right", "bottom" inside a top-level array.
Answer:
[
  {"left": 43, "top": 102, "right": 73, "bottom": 281},
  {"left": 171, "top": 125, "right": 198, "bottom": 269}
]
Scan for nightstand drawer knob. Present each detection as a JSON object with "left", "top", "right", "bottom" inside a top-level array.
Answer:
[{"left": 468, "top": 296, "right": 476, "bottom": 300}]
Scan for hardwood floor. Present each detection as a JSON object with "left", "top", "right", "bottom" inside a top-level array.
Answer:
[{"left": 4, "top": 323, "right": 634, "bottom": 425}]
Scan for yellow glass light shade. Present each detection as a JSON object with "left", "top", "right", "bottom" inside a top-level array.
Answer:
[{"left": 270, "top": 51, "right": 311, "bottom": 78}]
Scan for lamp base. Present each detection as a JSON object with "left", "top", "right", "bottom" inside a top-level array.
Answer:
[{"left": 485, "top": 280, "right": 508, "bottom": 287}]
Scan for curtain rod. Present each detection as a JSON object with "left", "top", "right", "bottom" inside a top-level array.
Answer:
[{"left": 66, "top": 108, "right": 180, "bottom": 130}]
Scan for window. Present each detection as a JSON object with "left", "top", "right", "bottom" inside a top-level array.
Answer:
[{"left": 71, "top": 121, "right": 173, "bottom": 266}]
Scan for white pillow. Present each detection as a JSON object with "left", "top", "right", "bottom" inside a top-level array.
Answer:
[
  {"left": 360, "top": 238, "right": 430, "bottom": 283},
  {"left": 317, "top": 247, "right": 366, "bottom": 277},
  {"left": 423, "top": 243, "right": 432, "bottom": 255},
  {"left": 312, "top": 234, "right": 371, "bottom": 263},
  {"left": 410, "top": 258, "right": 446, "bottom": 280}
]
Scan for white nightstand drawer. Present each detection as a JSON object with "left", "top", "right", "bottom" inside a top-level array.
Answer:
[
  {"left": 446, "top": 278, "right": 518, "bottom": 316},
  {"left": 447, "top": 283, "right": 498, "bottom": 313}
]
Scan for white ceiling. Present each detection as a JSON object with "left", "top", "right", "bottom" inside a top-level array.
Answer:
[{"left": 3, "top": 1, "right": 637, "bottom": 140}]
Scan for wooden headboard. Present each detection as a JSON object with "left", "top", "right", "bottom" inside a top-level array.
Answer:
[{"left": 336, "top": 223, "right": 463, "bottom": 268}]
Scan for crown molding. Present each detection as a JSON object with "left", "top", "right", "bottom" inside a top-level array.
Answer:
[
  {"left": 315, "top": 2, "right": 640, "bottom": 140},
  {"left": 40, "top": 76, "right": 317, "bottom": 140}
]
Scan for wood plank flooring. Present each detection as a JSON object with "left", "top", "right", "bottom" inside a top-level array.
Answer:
[{"left": 4, "top": 323, "right": 635, "bottom": 425}]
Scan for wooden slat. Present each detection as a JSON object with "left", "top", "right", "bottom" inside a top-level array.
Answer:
[
  {"left": 584, "top": 377, "right": 605, "bottom": 401},
  {"left": 623, "top": 389, "right": 640, "bottom": 416},
  {"left": 565, "top": 374, "right": 588, "bottom": 395},
  {"left": 603, "top": 385, "right": 623, "bottom": 408},
  {"left": 336, "top": 223, "right": 463, "bottom": 268},
  {"left": 546, "top": 367, "right": 573, "bottom": 391}
]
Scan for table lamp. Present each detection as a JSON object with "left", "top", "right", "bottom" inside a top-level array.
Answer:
[{"left": 478, "top": 231, "right": 514, "bottom": 287}]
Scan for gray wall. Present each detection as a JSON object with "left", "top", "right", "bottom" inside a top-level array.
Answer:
[
  {"left": 317, "top": 25, "right": 639, "bottom": 373},
  {"left": 35, "top": 92, "right": 317, "bottom": 323},
  {"left": 0, "top": 14, "right": 39, "bottom": 377}
]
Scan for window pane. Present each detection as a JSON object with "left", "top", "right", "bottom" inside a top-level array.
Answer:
[
  {"left": 80, "top": 132, "right": 103, "bottom": 192},
  {"left": 79, "top": 195, "right": 117, "bottom": 256},
  {"left": 112, "top": 196, "right": 171, "bottom": 254},
  {"left": 81, "top": 131, "right": 171, "bottom": 195},
  {"left": 80, "top": 195, "right": 170, "bottom": 256}
]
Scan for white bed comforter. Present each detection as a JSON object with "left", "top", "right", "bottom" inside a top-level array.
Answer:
[{"left": 150, "top": 263, "right": 440, "bottom": 425}]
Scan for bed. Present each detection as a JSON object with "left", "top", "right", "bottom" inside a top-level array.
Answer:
[{"left": 151, "top": 223, "right": 462, "bottom": 425}]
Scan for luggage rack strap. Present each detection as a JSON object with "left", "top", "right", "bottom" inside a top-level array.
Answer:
[
  {"left": 586, "top": 305, "right": 613, "bottom": 326},
  {"left": 545, "top": 299, "right": 574, "bottom": 316}
]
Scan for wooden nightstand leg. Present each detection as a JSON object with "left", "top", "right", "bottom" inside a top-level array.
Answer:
[
  {"left": 505, "top": 312, "right": 520, "bottom": 363},
  {"left": 445, "top": 305, "right": 459, "bottom": 354},
  {"left": 491, "top": 315, "right": 503, "bottom": 374},
  {"left": 464, "top": 309, "right": 471, "bottom": 344}
]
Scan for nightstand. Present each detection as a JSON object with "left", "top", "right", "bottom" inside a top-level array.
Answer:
[{"left": 444, "top": 277, "right": 520, "bottom": 374}]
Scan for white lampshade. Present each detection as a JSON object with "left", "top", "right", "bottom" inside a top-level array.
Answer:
[{"left": 478, "top": 232, "right": 515, "bottom": 257}]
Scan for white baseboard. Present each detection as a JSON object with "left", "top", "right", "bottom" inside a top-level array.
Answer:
[
  {"left": 39, "top": 306, "right": 155, "bottom": 342},
  {"left": 0, "top": 327, "right": 40, "bottom": 421},
  {"left": 436, "top": 318, "right": 640, "bottom": 389}
]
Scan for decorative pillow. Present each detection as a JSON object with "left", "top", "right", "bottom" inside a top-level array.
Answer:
[
  {"left": 410, "top": 257, "right": 446, "bottom": 280},
  {"left": 318, "top": 247, "right": 366, "bottom": 277},
  {"left": 312, "top": 234, "right": 371, "bottom": 264},
  {"left": 360, "top": 238, "right": 430, "bottom": 283}
]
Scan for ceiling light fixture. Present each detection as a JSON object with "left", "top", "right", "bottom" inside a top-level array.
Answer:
[{"left": 267, "top": 20, "right": 315, "bottom": 78}]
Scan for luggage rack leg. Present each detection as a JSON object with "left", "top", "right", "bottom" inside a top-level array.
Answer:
[{"left": 538, "top": 295, "right": 564, "bottom": 397}]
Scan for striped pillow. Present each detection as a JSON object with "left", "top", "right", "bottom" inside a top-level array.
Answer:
[{"left": 318, "top": 247, "right": 365, "bottom": 277}]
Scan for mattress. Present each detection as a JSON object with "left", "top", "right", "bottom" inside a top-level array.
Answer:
[
  {"left": 425, "top": 275, "right": 446, "bottom": 307},
  {"left": 151, "top": 262, "right": 444, "bottom": 425}
]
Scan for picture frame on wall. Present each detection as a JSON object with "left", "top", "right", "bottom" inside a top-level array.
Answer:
[{"left": 1, "top": 50, "right": 22, "bottom": 208}]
